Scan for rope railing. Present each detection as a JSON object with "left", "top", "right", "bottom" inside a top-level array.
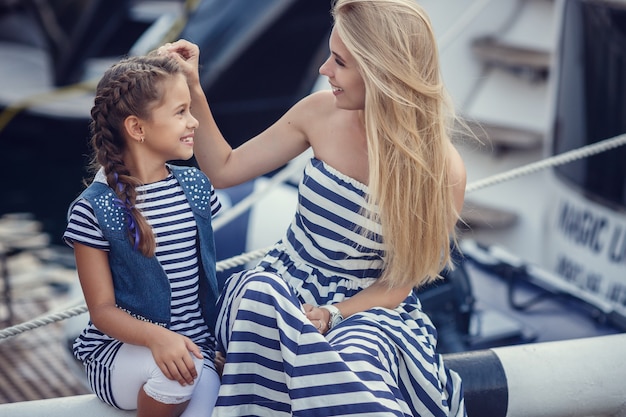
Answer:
[
  {"left": 466, "top": 133, "right": 626, "bottom": 192},
  {"left": 0, "top": 246, "right": 272, "bottom": 342},
  {"left": 1, "top": 133, "right": 626, "bottom": 342}
]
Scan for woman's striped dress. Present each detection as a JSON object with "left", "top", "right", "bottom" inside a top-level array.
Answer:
[{"left": 214, "top": 158, "right": 466, "bottom": 417}]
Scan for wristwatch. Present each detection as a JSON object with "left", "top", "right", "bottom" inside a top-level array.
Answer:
[{"left": 320, "top": 304, "right": 344, "bottom": 329}]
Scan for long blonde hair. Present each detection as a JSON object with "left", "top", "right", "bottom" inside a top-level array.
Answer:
[{"left": 332, "top": 0, "right": 460, "bottom": 288}]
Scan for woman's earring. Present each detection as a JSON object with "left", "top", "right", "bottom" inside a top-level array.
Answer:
[{"left": 140, "top": 136, "right": 145, "bottom": 143}]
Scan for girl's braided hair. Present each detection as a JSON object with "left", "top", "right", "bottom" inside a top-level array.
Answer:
[{"left": 87, "top": 51, "right": 182, "bottom": 257}]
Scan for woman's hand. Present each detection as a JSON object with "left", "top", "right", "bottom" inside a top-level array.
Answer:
[
  {"left": 303, "top": 303, "right": 330, "bottom": 334},
  {"left": 301, "top": 281, "right": 413, "bottom": 336},
  {"left": 159, "top": 39, "right": 201, "bottom": 85},
  {"left": 146, "top": 325, "right": 203, "bottom": 386}
]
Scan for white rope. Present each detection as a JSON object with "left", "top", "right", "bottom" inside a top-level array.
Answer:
[
  {"left": 0, "top": 305, "right": 89, "bottom": 341},
  {"left": 213, "top": 246, "right": 274, "bottom": 271},
  {"left": 2, "top": 133, "right": 626, "bottom": 341},
  {"left": 0, "top": 246, "right": 273, "bottom": 342},
  {"left": 466, "top": 133, "right": 626, "bottom": 193}
]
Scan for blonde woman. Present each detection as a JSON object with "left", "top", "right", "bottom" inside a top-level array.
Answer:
[{"left": 165, "top": 0, "right": 466, "bottom": 415}]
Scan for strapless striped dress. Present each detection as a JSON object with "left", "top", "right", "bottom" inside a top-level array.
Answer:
[{"left": 213, "top": 157, "right": 465, "bottom": 417}]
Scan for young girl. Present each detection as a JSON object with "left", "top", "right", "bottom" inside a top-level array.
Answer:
[
  {"left": 63, "top": 52, "right": 221, "bottom": 417},
  {"left": 164, "top": 0, "right": 467, "bottom": 415}
]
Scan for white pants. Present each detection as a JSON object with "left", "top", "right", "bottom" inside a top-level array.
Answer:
[{"left": 109, "top": 343, "right": 220, "bottom": 416}]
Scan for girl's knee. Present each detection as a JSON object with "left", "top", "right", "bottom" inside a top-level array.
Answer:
[{"left": 143, "top": 353, "right": 205, "bottom": 405}]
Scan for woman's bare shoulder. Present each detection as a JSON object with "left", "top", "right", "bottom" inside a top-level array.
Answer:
[
  {"left": 446, "top": 137, "right": 465, "bottom": 171},
  {"left": 447, "top": 141, "right": 467, "bottom": 213},
  {"left": 281, "top": 90, "right": 337, "bottom": 138},
  {"left": 293, "top": 90, "right": 335, "bottom": 116}
]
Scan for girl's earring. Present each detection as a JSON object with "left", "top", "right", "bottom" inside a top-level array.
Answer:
[{"left": 140, "top": 136, "right": 145, "bottom": 143}]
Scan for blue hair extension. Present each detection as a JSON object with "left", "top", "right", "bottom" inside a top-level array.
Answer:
[{"left": 112, "top": 172, "right": 140, "bottom": 250}]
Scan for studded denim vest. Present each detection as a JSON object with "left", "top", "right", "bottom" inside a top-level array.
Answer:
[{"left": 72, "top": 165, "right": 219, "bottom": 331}]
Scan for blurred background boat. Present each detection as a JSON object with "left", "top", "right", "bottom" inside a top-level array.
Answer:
[{"left": 0, "top": 0, "right": 331, "bottom": 245}]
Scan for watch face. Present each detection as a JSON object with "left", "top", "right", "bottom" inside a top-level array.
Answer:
[{"left": 330, "top": 311, "right": 343, "bottom": 328}]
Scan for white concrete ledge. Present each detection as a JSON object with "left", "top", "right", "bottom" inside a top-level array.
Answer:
[
  {"left": 0, "top": 394, "right": 134, "bottom": 416},
  {"left": 2, "top": 334, "right": 625, "bottom": 417},
  {"left": 445, "top": 333, "right": 626, "bottom": 417},
  {"left": 495, "top": 333, "right": 626, "bottom": 417}
]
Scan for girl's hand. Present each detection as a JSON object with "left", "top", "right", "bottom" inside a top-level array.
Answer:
[
  {"left": 147, "top": 326, "right": 203, "bottom": 386},
  {"left": 303, "top": 303, "right": 330, "bottom": 334}
]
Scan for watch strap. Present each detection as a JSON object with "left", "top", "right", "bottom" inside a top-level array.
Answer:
[{"left": 320, "top": 304, "right": 344, "bottom": 329}]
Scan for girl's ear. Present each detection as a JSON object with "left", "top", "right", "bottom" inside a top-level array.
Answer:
[{"left": 123, "top": 115, "right": 145, "bottom": 143}]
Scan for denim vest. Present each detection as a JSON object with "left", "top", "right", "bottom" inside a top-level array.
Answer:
[{"left": 73, "top": 165, "right": 219, "bottom": 331}]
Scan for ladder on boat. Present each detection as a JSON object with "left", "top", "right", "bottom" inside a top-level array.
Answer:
[
  {"left": 426, "top": 0, "right": 557, "bottom": 232},
  {"left": 449, "top": 0, "right": 556, "bottom": 150}
]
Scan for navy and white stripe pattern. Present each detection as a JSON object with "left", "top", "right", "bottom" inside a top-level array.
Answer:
[
  {"left": 214, "top": 158, "right": 466, "bottom": 416},
  {"left": 63, "top": 172, "right": 221, "bottom": 383}
]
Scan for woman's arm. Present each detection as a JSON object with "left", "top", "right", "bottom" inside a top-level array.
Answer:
[
  {"left": 447, "top": 140, "right": 467, "bottom": 226},
  {"left": 304, "top": 279, "right": 414, "bottom": 334},
  {"left": 335, "top": 280, "right": 414, "bottom": 316},
  {"left": 73, "top": 243, "right": 202, "bottom": 385},
  {"left": 165, "top": 40, "right": 313, "bottom": 188}
]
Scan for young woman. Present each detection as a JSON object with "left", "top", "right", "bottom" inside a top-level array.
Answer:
[
  {"left": 63, "top": 53, "right": 221, "bottom": 417},
  {"left": 166, "top": 0, "right": 467, "bottom": 415}
]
